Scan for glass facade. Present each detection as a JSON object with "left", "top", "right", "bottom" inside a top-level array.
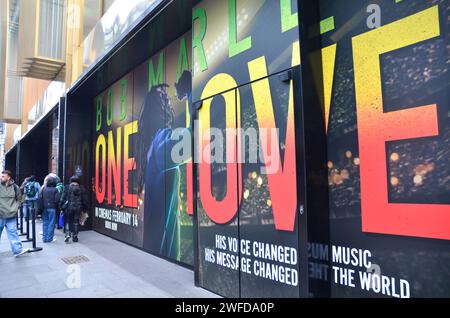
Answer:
[{"left": 37, "top": 0, "right": 66, "bottom": 60}]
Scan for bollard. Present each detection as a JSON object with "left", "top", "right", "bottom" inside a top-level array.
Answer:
[
  {"left": 19, "top": 205, "right": 26, "bottom": 236},
  {"left": 28, "top": 207, "right": 42, "bottom": 253},
  {"left": 21, "top": 204, "right": 32, "bottom": 243}
]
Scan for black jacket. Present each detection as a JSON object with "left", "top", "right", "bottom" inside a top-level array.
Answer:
[
  {"left": 60, "top": 182, "right": 88, "bottom": 211},
  {"left": 39, "top": 186, "right": 61, "bottom": 211}
]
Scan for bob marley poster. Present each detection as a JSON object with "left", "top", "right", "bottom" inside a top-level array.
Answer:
[
  {"left": 191, "top": 0, "right": 449, "bottom": 298},
  {"left": 93, "top": 32, "right": 194, "bottom": 266},
  {"left": 89, "top": 0, "right": 450, "bottom": 298}
]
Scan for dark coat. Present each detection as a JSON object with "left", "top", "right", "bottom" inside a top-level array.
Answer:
[
  {"left": 60, "top": 182, "right": 88, "bottom": 211},
  {"left": 39, "top": 186, "right": 61, "bottom": 211}
]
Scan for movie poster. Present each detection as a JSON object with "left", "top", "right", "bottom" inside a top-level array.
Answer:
[
  {"left": 93, "top": 72, "right": 139, "bottom": 244},
  {"left": 88, "top": 0, "right": 450, "bottom": 298},
  {"left": 315, "top": 0, "right": 450, "bottom": 297},
  {"left": 93, "top": 33, "right": 194, "bottom": 266},
  {"left": 193, "top": 0, "right": 449, "bottom": 298},
  {"left": 192, "top": 0, "right": 302, "bottom": 297}
]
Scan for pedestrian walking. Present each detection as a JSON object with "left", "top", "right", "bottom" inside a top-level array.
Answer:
[
  {"left": 23, "top": 175, "right": 40, "bottom": 221},
  {"left": 60, "top": 176, "right": 88, "bottom": 243},
  {"left": 41, "top": 173, "right": 59, "bottom": 192},
  {"left": 0, "top": 170, "right": 29, "bottom": 257},
  {"left": 38, "top": 177, "right": 60, "bottom": 243}
]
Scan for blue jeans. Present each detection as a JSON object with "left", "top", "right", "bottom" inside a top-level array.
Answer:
[
  {"left": 42, "top": 208, "right": 56, "bottom": 242},
  {"left": 0, "top": 217, "right": 24, "bottom": 255},
  {"left": 24, "top": 200, "right": 38, "bottom": 220},
  {"left": 22, "top": 202, "right": 28, "bottom": 219}
]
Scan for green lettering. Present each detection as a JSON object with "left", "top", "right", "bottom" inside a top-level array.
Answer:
[
  {"left": 107, "top": 88, "right": 113, "bottom": 127},
  {"left": 192, "top": 8, "right": 208, "bottom": 72},
  {"left": 96, "top": 96, "right": 102, "bottom": 132},
  {"left": 148, "top": 52, "right": 165, "bottom": 90},
  {"left": 177, "top": 37, "right": 190, "bottom": 81},
  {"left": 280, "top": 0, "right": 298, "bottom": 33},
  {"left": 119, "top": 79, "right": 127, "bottom": 121},
  {"left": 228, "top": 0, "right": 252, "bottom": 58},
  {"left": 320, "top": 16, "right": 335, "bottom": 34}
]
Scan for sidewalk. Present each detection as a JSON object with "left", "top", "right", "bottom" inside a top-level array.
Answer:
[{"left": 0, "top": 222, "right": 219, "bottom": 298}]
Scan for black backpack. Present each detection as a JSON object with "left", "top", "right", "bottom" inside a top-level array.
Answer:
[
  {"left": 68, "top": 184, "right": 82, "bottom": 210},
  {"left": 24, "top": 181, "right": 37, "bottom": 198}
]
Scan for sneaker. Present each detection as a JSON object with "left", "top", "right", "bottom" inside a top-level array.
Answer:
[
  {"left": 64, "top": 235, "right": 71, "bottom": 243},
  {"left": 14, "top": 248, "right": 30, "bottom": 257},
  {"left": 72, "top": 236, "right": 78, "bottom": 243},
  {"left": 52, "top": 238, "right": 57, "bottom": 242}
]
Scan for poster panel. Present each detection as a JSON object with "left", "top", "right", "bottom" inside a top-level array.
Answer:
[
  {"left": 317, "top": 0, "right": 450, "bottom": 297},
  {"left": 93, "top": 33, "right": 194, "bottom": 266},
  {"left": 193, "top": 0, "right": 302, "bottom": 297}
]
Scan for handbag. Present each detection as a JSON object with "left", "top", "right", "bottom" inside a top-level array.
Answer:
[
  {"left": 58, "top": 212, "right": 65, "bottom": 228},
  {"left": 80, "top": 211, "right": 89, "bottom": 226}
]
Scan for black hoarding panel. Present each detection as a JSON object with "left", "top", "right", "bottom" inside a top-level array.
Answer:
[
  {"left": 65, "top": 96, "right": 93, "bottom": 230},
  {"left": 192, "top": 0, "right": 303, "bottom": 298},
  {"left": 92, "top": 32, "right": 195, "bottom": 266},
  {"left": 195, "top": 89, "right": 240, "bottom": 298},
  {"left": 92, "top": 72, "right": 139, "bottom": 244},
  {"left": 318, "top": 0, "right": 450, "bottom": 297},
  {"left": 238, "top": 72, "right": 301, "bottom": 298},
  {"left": 135, "top": 33, "right": 194, "bottom": 265}
]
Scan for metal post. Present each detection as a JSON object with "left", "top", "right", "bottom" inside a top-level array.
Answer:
[
  {"left": 17, "top": 205, "right": 27, "bottom": 236},
  {"left": 28, "top": 207, "right": 43, "bottom": 253},
  {"left": 22, "top": 204, "right": 32, "bottom": 243},
  {"left": 19, "top": 205, "right": 26, "bottom": 236}
]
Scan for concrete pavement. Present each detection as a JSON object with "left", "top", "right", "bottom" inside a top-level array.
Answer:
[{"left": 0, "top": 221, "right": 219, "bottom": 298}]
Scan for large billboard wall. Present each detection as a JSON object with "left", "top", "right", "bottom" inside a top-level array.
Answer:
[
  {"left": 318, "top": 0, "right": 449, "bottom": 298},
  {"left": 78, "top": 0, "right": 449, "bottom": 298},
  {"left": 93, "top": 32, "right": 195, "bottom": 266}
]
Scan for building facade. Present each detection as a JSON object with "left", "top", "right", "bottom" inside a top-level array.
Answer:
[{"left": 1, "top": 0, "right": 449, "bottom": 298}]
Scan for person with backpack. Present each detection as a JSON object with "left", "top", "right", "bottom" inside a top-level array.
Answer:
[
  {"left": 0, "top": 170, "right": 29, "bottom": 256},
  {"left": 23, "top": 176, "right": 40, "bottom": 221},
  {"left": 38, "top": 177, "right": 60, "bottom": 243},
  {"left": 60, "top": 176, "right": 88, "bottom": 243}
]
